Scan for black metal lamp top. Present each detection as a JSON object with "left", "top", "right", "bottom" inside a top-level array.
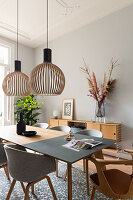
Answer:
[
  {"left": 43, "top": 48, "right": 52, "bottom": 62},
  {"left": 15, "top": 60, "right": 21, "bottom": 72}
]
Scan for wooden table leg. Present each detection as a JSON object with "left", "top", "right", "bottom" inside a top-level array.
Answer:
[
  {"left": 83, "top": 159, "right": 86, "bottom": 173},
  {"left": 86, "top": 159, "right": 89, "bottom": 195},
  {"left": 56, "top": 159, "right": 58, "bottom": 177},
  {"left": 67, "top": 163, "right": 72, "bottom": 200}
]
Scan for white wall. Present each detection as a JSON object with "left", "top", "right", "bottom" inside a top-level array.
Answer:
[
  {"left": 0, "top": 35, "right": 34, "bottom": 76},
  {"left": 0, "top": 35, "right": 34, "bottom": 125},
  {"left": 34, "top": 5, "right": 133, "bottom": 151}
]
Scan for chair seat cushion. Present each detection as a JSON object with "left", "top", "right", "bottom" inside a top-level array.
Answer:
[{"left": 90, "top": 169, "right": 132, "bottom": 195}]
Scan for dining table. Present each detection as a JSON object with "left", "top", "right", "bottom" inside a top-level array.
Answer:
[{"left": 0, "top": 125, "right": 116, "bottom": 200}]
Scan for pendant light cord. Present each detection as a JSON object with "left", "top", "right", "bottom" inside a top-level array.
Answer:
[
  {"left": 47, "top": 0, "right": 48, "bottom": 48},
  {"left": 17, "top": 0, "right": 18, "bottom": 60}
]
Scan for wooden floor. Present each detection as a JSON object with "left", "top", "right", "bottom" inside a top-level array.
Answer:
[{"left": 75, "top": 155, "right": 132, "bottom": 174}]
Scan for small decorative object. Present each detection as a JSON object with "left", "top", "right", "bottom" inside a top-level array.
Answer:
[
  {"left": 22, "top": 131, "right": 37, "bottom": 137},
  {"left": 16, "top": 112, "right": 26, "bottom": 135},
  {"left": 53, "top": 110, "right": 58, "bottom": 119},
  {"left": 30, "top": 0, "right": 65, "bottom": 95},
  {"left": 62, "top": 99, "right": 74, "bottom": 120},
  {"left": 81, "top": 58, "right": 119, "bottom": 122},
  {"left": 14, "top": 94, "right": 46, "bottom": 126},
  {"left": 2, "top": 0, "right": 30, "bottom": 97},
  {"left": 64, "top": 135, "right": 71, "bottom": 141}
]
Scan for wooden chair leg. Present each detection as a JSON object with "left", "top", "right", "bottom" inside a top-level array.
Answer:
[
  {"left": 63, "top": 169, "right": 67, "bottom": 181},
  {"left": 56, "top": 159, "right": 58, "bottom": 177},
  {"left": 24, "top": 184, "right": 30, "bottom": 200},
  {"left": 31, "top": 184, "right": 34, "bottom": 195},
  {"left": 4, "top": 165, "right": 10, "bottom": 180},
  {"left": 46, "top": 176, "right": 57, "bottom": 200},
  {"left": 6, "top": 179, "right": 16, "bottom": 200},
  {"left": 20, "top": 182, "right": 26, "bottom": 193},
  {"left": 83, "top": 159, "right": 86, "bottom": 173},
  {"left": 90, "top": 186, "right": 96, "bottom": 200}
]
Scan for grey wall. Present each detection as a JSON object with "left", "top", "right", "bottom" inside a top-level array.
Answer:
[{"left": 35, "top": 5, "right": 133, "bottom": 151}]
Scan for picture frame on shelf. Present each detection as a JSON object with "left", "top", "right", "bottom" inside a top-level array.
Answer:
[{"left": 62, "top": 99, "right": 74, "bottom": 120}]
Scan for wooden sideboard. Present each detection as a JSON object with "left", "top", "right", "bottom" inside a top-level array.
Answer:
[{"left": 49, "top": 118, "right": 121, "bottom": 155}]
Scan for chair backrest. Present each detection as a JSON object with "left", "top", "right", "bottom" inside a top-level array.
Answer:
[
  {"left": 35, "top": 123, "right": 49, "bottom": 129},
  {"left": 0, "top": 143, "right": 7, "bottom": 166},
  {"left": 76, "top": 129, "right": 103, "bottom": 138},
  {"left": 50, "top": 125, "right": 71, "bottom": 133},
  {"left": 4, "top": 145, "right": 56, "bottom": 183}
]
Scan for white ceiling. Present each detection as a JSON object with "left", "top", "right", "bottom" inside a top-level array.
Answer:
[{"left": 0, "top": 0, "right": 133, "bottom": 48}]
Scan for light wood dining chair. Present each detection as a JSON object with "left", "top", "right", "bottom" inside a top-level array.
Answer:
[
  {"left": 0, "top": 142, "right": 10, "bottom": 180},
  {"left": 89, "top": 149, "right": 133, "bottom": 200},
  {"left": 50, "top": 125, "right": 71, "bottom": 177},
  {"left": 4, "top": 144, "right": 57, "bottom": 200}
]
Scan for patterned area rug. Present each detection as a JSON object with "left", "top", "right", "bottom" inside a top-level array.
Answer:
[{"left": 0, "top": 162, "right": 111, "bottom": 200}]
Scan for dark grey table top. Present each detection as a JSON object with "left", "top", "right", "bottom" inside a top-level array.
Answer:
[{"left": 23, "top": 134, "right": 116, "bottom": 163}]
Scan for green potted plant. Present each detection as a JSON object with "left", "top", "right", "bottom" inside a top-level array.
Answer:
[{"left": 14, "top": 94, "right": 45, "bottom": 126}]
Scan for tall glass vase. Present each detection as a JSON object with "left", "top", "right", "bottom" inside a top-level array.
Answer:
[{"left": 95, "top": 101, "right": 105, "bottom": 122}]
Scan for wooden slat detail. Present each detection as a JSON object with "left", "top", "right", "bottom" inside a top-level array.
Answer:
[
  {"left": 30, "top": 62, "right": 65, "bottom": 95},
  {"left": 2, "top": 72, "right": 31, "bottom": 97}
]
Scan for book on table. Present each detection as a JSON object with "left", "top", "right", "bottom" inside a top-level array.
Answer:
[{"left": 62, "top": 139, "right": 102, "bottom": 151}]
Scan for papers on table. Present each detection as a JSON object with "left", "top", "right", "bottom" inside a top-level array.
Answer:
[{"left": 62, "top": 139, "right": 102, "bottom": 151}]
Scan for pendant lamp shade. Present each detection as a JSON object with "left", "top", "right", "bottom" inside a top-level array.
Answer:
[
  {"left": 30, "top": 0, "right": 65, "bottom": 95},
  {"left": 2, "top": 61, "right": 30, "bottom": 97},
  {"left": 2, "top": 0, "right": 31, "bottom": 97},
  {"left": 30, "top": 49, "right": 65, "bottom": 95}
]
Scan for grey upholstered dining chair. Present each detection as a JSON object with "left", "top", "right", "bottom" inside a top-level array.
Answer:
[
  {"left": 63, "top": 129, "right": 103, "bottom": 180},
  {"left": 34, "top": 123, "right": 49, "bottom": 129},
  {"left": 76, "top": 129, "right": 103, "bottom": 138},
  {"left": 50, "top": 125, "right": 71, "bottom": 177},
  {"left": 50, "top": 125, "right": 70, "bottom": 133},
  {"left": 4, "top": 145, "right": 57, "bottom": 200},
  {"left": 0, "top": 142, "right": 10, "bottom": 180}
]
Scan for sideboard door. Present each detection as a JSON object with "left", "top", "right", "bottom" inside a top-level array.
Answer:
[
  {"left": 86, "top": 123, "right": 101, "bottom": 131},
  {"left": 58, "top": 119, "right": 68, "bottom": 126},
  {"left": 49, "top": 119, "right": 59, "bottom": 128},
  {"left": 101, "top": 124, "right": 117, "bottom": 140}
]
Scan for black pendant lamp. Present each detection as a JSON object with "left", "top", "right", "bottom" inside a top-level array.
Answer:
[
  {"left": 2, "top": 0, "right": 30, "bottom": 97},
  {"left": 30, "top": 0, "right": 65, "bottom": 95}
]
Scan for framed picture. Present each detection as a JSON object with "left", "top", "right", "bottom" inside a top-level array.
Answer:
[{"left": 62, "top": 99, "right": 74, "bottom": 120}]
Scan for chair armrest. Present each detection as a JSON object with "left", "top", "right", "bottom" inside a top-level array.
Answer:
[
  {"left": 89, "top": 157, "right": 133, "bottom": 166},
  {"left": 124, "top": 149, "right": 133, "bottom": 155}
]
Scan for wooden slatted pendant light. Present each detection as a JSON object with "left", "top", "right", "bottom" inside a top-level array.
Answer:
[
  {"left": 30, "top": 0, "right": 65, "bottom": 95},
  {"left": 2, "top": 0, "right": 30, "bottom": 97}
]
